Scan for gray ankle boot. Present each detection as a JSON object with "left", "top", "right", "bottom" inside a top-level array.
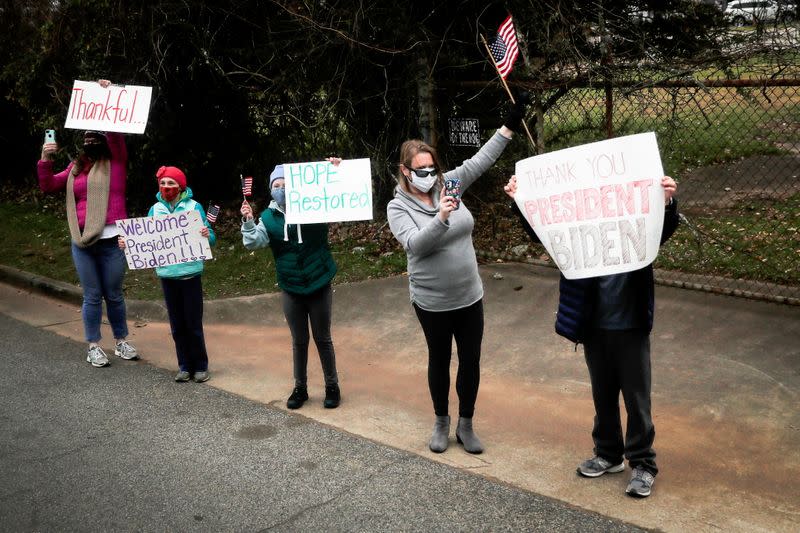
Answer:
[
  {"left": 456, "top": 417, "right": 484, "bottom": 454},
  {"left": 429, "top": 415, "right": 450, "bottom": 453}
]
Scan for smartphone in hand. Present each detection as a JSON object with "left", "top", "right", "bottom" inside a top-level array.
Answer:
[
  {"left": 44, "top": 129, "right": 56, "bottom": 144},
  {"left": 444, "top": 177, "right": 461, "bottom": 210}
]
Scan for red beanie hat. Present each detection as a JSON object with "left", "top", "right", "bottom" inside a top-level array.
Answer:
[{"left": 156, "top": 166, "right": 187, "bottom": 190}]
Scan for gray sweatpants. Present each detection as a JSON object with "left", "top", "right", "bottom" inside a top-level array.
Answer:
[{"left": 281, "top": 284, "right": 338, "bottom": 387}]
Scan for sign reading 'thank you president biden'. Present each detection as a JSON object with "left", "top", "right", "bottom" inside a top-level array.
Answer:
[
  {"left": 514, "top": 132, "right": 666, "bottom": 280},
  {"left": 116, "top": 211, "right": 212, "bottom": 270},
  {"left": 283, "top": 158, "right": 373, "bottom": 224},
  {"left": 65, "top": 80, "right": 152, "bottom": 134}
]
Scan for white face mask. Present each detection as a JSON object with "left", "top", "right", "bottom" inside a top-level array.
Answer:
[{"left": 408, "top": 167, "right": 438, "bottom": 193}]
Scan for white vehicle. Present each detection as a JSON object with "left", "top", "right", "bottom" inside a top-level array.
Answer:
[{"left": 724, "top": 0, "right": 780, "bottom": 25}]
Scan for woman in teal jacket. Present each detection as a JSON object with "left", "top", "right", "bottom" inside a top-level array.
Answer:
[
  {"left": 240, "top": 162, "right": 340, "bottom": 410},
  {"left": 123, "top": 165, "right": 216, "bottom": 383}
]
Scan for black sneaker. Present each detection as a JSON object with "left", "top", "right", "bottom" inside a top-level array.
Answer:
[
  {"left": 323, "top": 384, "right": 340, "bottom": 409},
  {"left": 286, "top": 386, "right": 308, "bottom": 409}
]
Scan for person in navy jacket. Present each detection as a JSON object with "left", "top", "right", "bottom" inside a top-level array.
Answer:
[{"left": 504, "top": 174, "right": 678, "bottom": 498}]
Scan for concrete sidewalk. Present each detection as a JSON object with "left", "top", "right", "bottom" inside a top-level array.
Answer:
[{"left": 1, "top": 263, "right": 798, "bottom": 532}]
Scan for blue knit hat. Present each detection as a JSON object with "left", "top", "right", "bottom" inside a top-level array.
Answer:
[{"left": 269, "top": 165, "right": 284, "bottom": 188}]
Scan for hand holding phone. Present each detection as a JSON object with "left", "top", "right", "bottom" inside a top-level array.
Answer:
[
  {"left": 444, "top": 178, "right": 461, "bottom": 210},
  {"left": 41, "top": 130, "right": 58, "bottom": 161}
]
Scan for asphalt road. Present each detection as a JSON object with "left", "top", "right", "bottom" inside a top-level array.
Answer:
[{"left": 0, "top": 313, "right": 644, "bottom": 532}]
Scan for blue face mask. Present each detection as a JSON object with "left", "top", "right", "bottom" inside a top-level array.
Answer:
[{"left": 271, "top": 187, "right": 286, "bottom": 207}]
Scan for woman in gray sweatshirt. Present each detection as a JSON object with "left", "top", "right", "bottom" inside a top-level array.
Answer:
[{"left": 387, "top": 101, "right": 526, "bottom": 454}]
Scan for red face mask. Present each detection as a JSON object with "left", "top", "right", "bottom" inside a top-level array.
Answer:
[{"left": 160, "top": 186, "right": 180, "bottom": 202}]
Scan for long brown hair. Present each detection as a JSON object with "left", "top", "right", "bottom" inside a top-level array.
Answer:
[{"left": 396, "top": 139, "right": 445, "bottom": 193}]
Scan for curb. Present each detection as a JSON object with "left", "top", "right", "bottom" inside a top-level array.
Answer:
[
  {"left": 0, "top": 264, "right": 287, "bottom": 326},
  {"left": 0, "top": 264, "right": 168, "bottom": 322}
]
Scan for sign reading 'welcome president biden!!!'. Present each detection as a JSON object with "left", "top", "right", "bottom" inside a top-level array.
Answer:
[
  {"left": 514, "top": 132, "right": 666, "bottom": 280},
  {"left": 116, "top": 211, "right": 212, "bottom": 270},
  {"left": 283, "top": 158, "right": 373, "bottom": 224}
]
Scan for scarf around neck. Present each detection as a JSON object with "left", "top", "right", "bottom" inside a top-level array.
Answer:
[{"left": 66, "top": 158, "right": 111, "bottom": 248}]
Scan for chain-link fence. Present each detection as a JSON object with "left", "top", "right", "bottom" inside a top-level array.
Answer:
[{"left": 470, "top": 79, "right": 800, "bottom": 305}]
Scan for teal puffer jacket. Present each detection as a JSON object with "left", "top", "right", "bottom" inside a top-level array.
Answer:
[{"left": 148, "top": 187, "right": 216, "bottom": 279}]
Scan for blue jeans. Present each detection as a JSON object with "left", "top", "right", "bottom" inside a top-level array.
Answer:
[{"left": 71, "top": 238, "right": 129, "bottom": 343}]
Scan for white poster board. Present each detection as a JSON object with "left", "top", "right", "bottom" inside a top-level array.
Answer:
[
  {"left": 116, "top": 211, "right": 212, "bottom": 270},
  {"left": 283, "top": 158, "right": 373, "bottom": 224},
  {"left": 514, "top": 132, "right": 666, "bottom": 280},
  {"left": 64, "top": 80, "right": 152, "bottom": 134}
]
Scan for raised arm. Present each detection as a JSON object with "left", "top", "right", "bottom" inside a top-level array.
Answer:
[
  {"left": 446, "top": 130, "right": 511, "bottom": 192},
  {"left": 240, "top": 201, "right": 270, "bottom": 250},
  {"left": 105, "top": 132, "right": 127, "bottom": 163},
  {"left": 504, "top": 174, "right": 541, "bottom": 244}
]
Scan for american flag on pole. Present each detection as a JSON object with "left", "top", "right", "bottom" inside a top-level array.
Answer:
[
  {"left": 241, "top": 175, "right": 253, "bottom": 197},
  {"left": 488, "top": 15, "right": 520, "bottom": 79},
  {"left": 206, "top": 204, "right": 220, "bottom": 224}
]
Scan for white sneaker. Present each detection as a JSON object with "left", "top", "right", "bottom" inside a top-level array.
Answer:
[
  {"left": 87, "top": 346, "right": 110, "bottom": 367},
  {"left": 114, "top": 340, "right": 139, "bottom": 360}
]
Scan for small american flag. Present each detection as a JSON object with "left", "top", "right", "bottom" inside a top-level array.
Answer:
[
  {"left": 489, "top": 15, "right": 520, "bottom": 79},
  {"left": 241, "top": 175, "right": 253, "bottom": 197},
  {"left": 206, "top": 204, "right": 220, "bottom": 224}
]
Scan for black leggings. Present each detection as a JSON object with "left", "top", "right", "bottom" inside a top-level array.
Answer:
[
  {"left": 281, "top": 284, "right": 338, "bottom": 387},
  {"left": 413, "top": 299, "right": 483, "bottom": 418}
]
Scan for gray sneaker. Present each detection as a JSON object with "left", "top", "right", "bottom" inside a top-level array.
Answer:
[
  {"left": 193, "top": 371, "right": 209, "bottom": 383},
  {"left": 577, "top": 456, "right": 625, "bottom": 478},
  {"left": 86, "top": 346, "right": 110, "bottom": 367},
  {"left": 114, "top": 340, "right": 139, "bottom": 360},
  {"left": 626, "top": 467, "right": 655, "bottom": 498},
  {"left": 174, "top": 371, "right": 191, "bottom": 382}
]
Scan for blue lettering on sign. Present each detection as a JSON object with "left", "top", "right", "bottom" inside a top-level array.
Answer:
[{"left": 287, "top": 183, "right": 371, "bottom": 213}]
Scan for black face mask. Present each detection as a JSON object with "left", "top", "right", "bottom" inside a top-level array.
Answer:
[{"left": 83, "top": 143, "right": 106, "bottom": 160}]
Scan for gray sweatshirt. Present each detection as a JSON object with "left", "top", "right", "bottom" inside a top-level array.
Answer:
[{"left": 387, "top": 130, "right": 512, "bottom": 311}]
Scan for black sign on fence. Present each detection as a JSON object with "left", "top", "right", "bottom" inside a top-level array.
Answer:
[{"left": 448, "top": 118, "right": 481, "bottom": 147}]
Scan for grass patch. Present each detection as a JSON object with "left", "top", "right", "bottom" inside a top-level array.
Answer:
[
  {"left": 657, "top": 194, "right": 800, "bottom": 285},
  {"left": 0, "top": 201, "right": 408, "bottom": 300}
]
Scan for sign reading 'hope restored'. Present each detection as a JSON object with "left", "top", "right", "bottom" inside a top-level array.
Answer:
[
  {"left": 65, "top": 80, "right": 152, "bottom": 134},
  {"left": 116, "top": 211, "right": 212, "bottom": 270},
  {"left": 514, "top": 132, "right": 666, "bottom": 280},
  {"left": 283, "top": 158, "right": 373, "bottom": 224}
]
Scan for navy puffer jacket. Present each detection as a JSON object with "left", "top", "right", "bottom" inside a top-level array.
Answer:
[{"left": 512, "top": 199, "right": 680, "bottom": 344}]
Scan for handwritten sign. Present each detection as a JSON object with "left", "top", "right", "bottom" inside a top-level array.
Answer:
[
  {"left": 514, "top": 132, "right": 666, "bottom": 280},
  {"left": 283, "top": 158, "right": 373, "bottom": 224},
  {"left": 116, "top": 211, "right": 211, "bottom": 270},
  {"left": 448, "top": 118, "right": 481, "bottom": 147},
  {"left": 64, "top": 80, "right": 152, "bottom": 134}
]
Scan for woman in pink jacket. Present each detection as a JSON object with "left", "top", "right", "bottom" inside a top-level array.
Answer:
[{"left": 37, "top": 79, "right": 139, "bottom": 368}]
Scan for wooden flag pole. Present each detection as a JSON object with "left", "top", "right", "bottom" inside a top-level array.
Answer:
[{"left": 480, "top": 33, "right": 536, "bottom": 150}]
